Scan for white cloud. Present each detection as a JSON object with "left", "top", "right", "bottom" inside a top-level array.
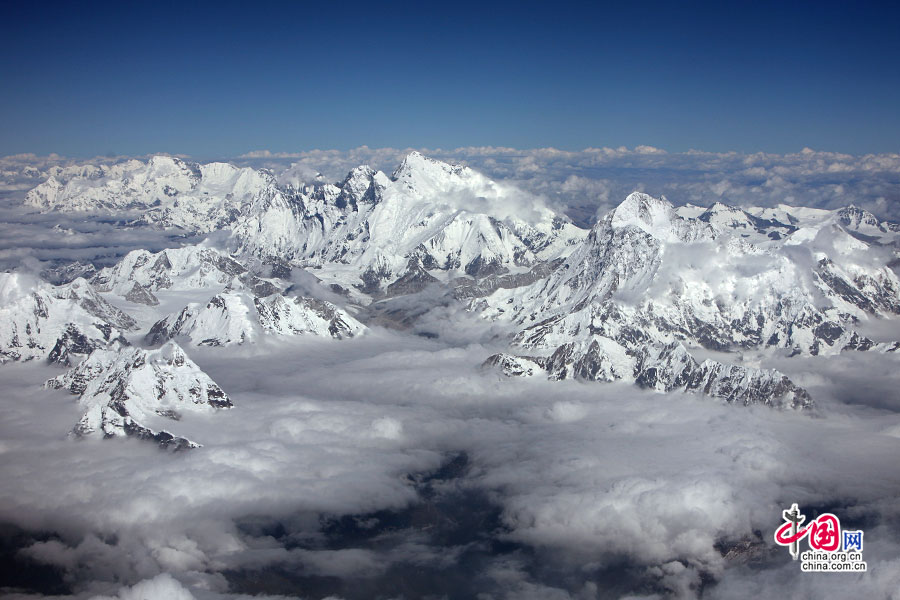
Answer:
[{"left": 2, "top": 328, "right": 900, "bottom": 598}]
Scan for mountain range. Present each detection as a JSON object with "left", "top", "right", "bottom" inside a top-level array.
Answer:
[{"left": 8, "top": 153, "right": 900, "bottom": 444}]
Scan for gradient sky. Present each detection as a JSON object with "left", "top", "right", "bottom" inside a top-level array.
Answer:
[{"left": 2, "top": 0, "right": 899, "bottom": 158}]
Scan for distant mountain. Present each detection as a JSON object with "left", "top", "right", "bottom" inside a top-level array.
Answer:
[
  {"left": 146, "top": 291, "right": 365, "bottom": 347},
  {"left": 40, "top": 261, "right": 98, "bottom": 286},
  {"left": 46, "top": 342, "right": 231, "bottom": 450},
  {"left": 0, "top": 273, "right": 136, "bottom": 365},
  {"left": 25, "top": 155, "right": 274, "bottom": 232},
  {"left": 480, "top": 192, "right": 900, "bottom": 406}
]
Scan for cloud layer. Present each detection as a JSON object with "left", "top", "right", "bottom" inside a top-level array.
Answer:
[
  {"left": 2, "top": 325, "right": 900, "bottom": 598},
  {"left": 232, "top": 146, "right": 900, "bottom": 227}
]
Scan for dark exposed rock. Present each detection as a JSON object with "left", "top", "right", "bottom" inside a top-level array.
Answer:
[
  {"left": 124, "top": 282, "right": 159, "bottom": 306},
  {"left": 452, "top": 259, "right": 563, "bottom": 300},
  {"left": 484, "top": 339, "right": 813, "bottom": 410},
  {"left": 385, "top": 257, "right": 440, "bottom": 297}
]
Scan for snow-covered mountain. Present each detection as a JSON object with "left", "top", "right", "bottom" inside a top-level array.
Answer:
[
  {"left": 25, "top": 156, "right": 274, "bottom": 232},
  {"left": 17, "top": 152, "right": 900, "bottom": 408},
  {"left": 25, "top": 153, "right": 587, "bottom": 300},
  {"left": 229, "top": 152, "right": 586, "bottom": 296},
  {"left": 485, "top": 342, "right": 812, "bottom": 409},
  {"left": 40, "top": 261, "right": 99, "bottom": 286},
  {"left": 479, "top": 192, "right": 900, "bottom": 406},
  {"left": 0, "top": 273, "right": 136, "bottom": 365},
  {"left": 146, "top": 291, "right": 365, "bottom": 347},
  {"left": 91, "top": 245, "right": 281, "bottom": 301},
  {"left": 45, "top": 342, "right": 231, "bottom": 450}
]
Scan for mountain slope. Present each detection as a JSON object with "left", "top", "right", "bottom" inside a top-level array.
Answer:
[
  {"left": 146, "top": 291, "right": 365, "bottom": 347},
  {"left": 0, "top": 274, "right": 136, "bottom": 365},
  {"left": 91, "top": 245, "right": 280, "bottom": 299},
  {"left": 229, "top": 152, "right": 586, "bottom": 296},
  {"left": 480, "top": 192, "right": 900, "bottom": 405},
  {"left": 46, "top": 342, "right": 231, "bottom": 449}
]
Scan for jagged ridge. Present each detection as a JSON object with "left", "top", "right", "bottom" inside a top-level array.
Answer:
[
  {"left": 0, "top": 273, "right": 136, "bottom": 365},
  {"left": 46, "top": 342, "right": 232, "bottom": 449}
]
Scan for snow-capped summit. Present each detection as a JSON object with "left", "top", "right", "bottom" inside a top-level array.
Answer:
[
  {"left": 340, "top": 165, "right": 387, "bottom": 205},
  {"left": 146, "top": 291, "right": 365, "bottom": 347},
  {"left": 699, "top": 202, "right": 757, "bottom": 229},
  {"left": 46, "top": 341, "right": 231, "bottom": 450},
  {"left": 479, "top": 192, "right": 900, "bottom": 406},
  {"left": 836, "top": 205, "right": 900, "bottom": 236},
  {"left": 0, "top": 273, "right": 136, "bottom": 365},
  {"left": 230, "top": 153, "right": 587, "bottom": 297},
  {"left": 608, "top": 192, "right": 715, "bottom": 243},
  {"left": 610, "top": 192, "right": 677, "bottom": 235},
  {"left": 390, "top": 151, "right": 490, "bottom": 200}
]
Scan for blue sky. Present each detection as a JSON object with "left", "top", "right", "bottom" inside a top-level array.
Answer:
[{"left": 2, "top": 0, "right": 899, "bottom": 157}]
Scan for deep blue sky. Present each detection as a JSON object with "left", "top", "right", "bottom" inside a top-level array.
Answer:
[{"left": 2, "top": 0, "right": 899, "bottom": 158}]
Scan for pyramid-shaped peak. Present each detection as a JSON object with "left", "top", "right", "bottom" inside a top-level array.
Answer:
[
  {"left": 342, "top": 164, "right": 377, "bottom": 185},
  {"left": 704, "top": 201, "right": 741, "bottom": 213},
  {"left": 609, "top": 192, "right": 676, "bottom": 233},
  {"left": 391, "top": 152, "right": 468, "bottom": 182},
  {"left": 836, "top": 204, "right": 880, "bottom": 229}
]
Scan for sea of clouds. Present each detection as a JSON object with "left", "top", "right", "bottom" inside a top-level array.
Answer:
[
  {"left": 1, "top": 148, "right": 899, "bottom": 598},
  {"left": 2, "top": 322, "right": 900, "bottom": 599}
]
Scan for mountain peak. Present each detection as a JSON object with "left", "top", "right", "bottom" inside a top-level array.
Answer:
[
  {"left": 704, "top": 201, "right": 740, "bottom": 213},
  {"left": 146, "top": 154, "right": 187, "bottom": 174},
  {"left": 341, "top": 164, "right": 377, "bottom": 190},
  {"left": 609, "top": 192, "right": 677, "bottom": 236},
  {"left": 391, "top": 152, "right": 467, "bottom": 183},
  {"left": 46, "top": 341, "right": 232, "bottom": 449},
  {"left": 836, "top": 204, "right": 879, "bottom": 229}
]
